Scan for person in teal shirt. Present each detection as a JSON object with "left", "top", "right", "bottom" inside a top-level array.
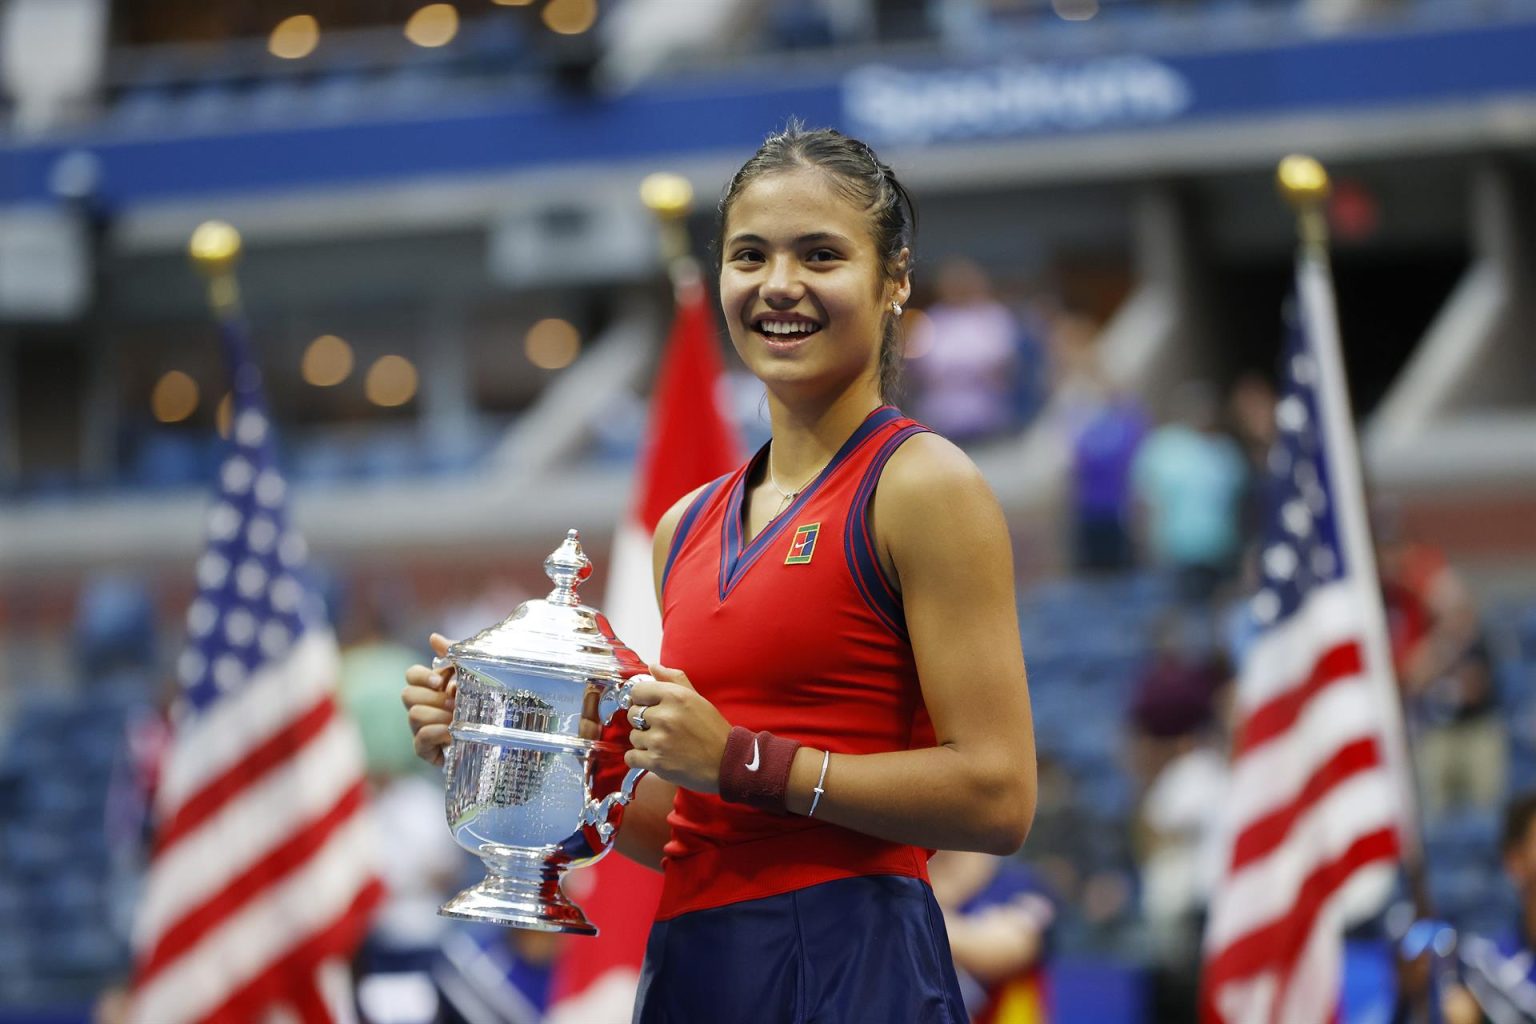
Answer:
[{"left": 1131, "top": 381, "right": 1249, "bottom": 602}]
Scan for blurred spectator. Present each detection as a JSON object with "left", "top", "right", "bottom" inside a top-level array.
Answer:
[
  {"left": 352, "top": 772, "right": 465, "bottom": 1024},
  {"left": 1131, "top": 381, "right": 1249, "bottom": 602},
  {"left": 1227, "top": 371, "right": 1278, "bottom": 544},
  {"left": 1436, "top": 792, "right": 1536, "bottom": 1023},
  {"left": 73, "top": 575, "right": 158, "bottom": 681},
  {"left": 1227, "top": 372, "right": 1278, "bottom": 473},
  {"left": 907, "top": 258, "right": 1037, "bottom": 442},
  {"left": 1127, "top": 621, "right": 1230, "bottom": 1022},
  {"left": 338, "top": 585, "right": 429, "bottom": 781},
  {"left": 1412, "top": 637, "right": 1505, "bottom": 822},
  {"left": 1043, "top": 307, "right": 1102, "bottom": 413},
  {"left": 1376, "top": 508, "right": 1505, "bottom": 821},
  {"left": 930, "top": 849, "right": 1057, "bottom": 1023},
  {"left": 336, "top": 585, "right": 467, "bottom": 1018},
  {"left": 435, "top": 925, "right": 561, "bottom": 1024},
  {"left": 1066, "top": 376, "right": 1151, "bottom": 572}
]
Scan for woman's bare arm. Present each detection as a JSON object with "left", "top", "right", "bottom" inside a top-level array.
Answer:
[{"left": 776, "top": 434, "right": 1037, "bottom": 853}]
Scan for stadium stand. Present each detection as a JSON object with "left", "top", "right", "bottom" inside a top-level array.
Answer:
[{"left": 2, "top": 0, "right": 1535, "bottom": 1020}]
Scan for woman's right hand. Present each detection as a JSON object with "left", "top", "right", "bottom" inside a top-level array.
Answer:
[{"left": 402, "top": 632, "right": 456, "bottom": 767}]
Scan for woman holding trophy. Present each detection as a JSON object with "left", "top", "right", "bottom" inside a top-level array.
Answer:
[{"left": 403, "top": 124, "right": 1037, "bottom": 1022}]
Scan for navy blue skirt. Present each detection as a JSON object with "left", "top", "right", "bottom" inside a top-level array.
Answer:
[{"left": 633, "top": 874, "right": 967, "bottom": 1023}]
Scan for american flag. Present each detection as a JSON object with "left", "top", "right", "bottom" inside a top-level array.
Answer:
[
  {"left": 1201, "top": 256, "right": 1413, "bottom": 1023},
  {"left": 129, "top": 317, "right": 384, "bottom": 1023}
]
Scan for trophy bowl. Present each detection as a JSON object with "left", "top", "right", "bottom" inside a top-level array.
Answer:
[{"left": 434, "top": 529, "right": 649, "bottom": 934}]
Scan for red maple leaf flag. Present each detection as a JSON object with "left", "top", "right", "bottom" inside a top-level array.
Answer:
[{"left": 546, "top": 264, "right": 743, "bottom": 1023}]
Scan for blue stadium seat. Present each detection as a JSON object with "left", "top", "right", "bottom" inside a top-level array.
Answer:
[
  {"left": 247, "top": 78, "right": 309, "bottom": 124},
  {"left": 310, "top": 72, "right": 374, "bottom": 121},
  {"left": 360, "top": 437, "right": 421, "bottom": 479},
  {"left": 291, "top": 435, "right": 356, "bottom": 481},
  {"left": 178, "top": 83, "right": 242, "bottom": 129},
  {"left": 111, "top": 87, "right": 178, "bottom": 131},
  {"left": 375, "top": 67, "right": 454, "bottom": 111},
  {"left": 131, "top": 430, "right": 206, "bottom": 489},
  {"left": 1427, "top": 804, "right": 1498, "bottom": 845}
]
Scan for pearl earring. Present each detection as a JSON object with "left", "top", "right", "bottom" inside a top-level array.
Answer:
[{"left": 891, "top": 301, "right": 903, "bottom": 317}]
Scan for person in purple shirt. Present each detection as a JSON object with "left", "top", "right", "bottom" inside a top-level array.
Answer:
[{"left": 1067, "top": 384, "right": 1150, "bottom": 572}]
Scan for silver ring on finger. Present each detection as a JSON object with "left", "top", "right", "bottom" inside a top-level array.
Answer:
[{"left": 632, "top": 705, "right": 650, "bottom": 731}]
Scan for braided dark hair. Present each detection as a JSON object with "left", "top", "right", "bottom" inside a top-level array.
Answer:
[{"left": 715, "top": 122, "right": 918, "bottom": 405}]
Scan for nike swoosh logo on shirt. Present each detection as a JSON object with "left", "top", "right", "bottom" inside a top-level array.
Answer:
[{"left": 745, "top": 738, "right": 761, "bottom": 772}]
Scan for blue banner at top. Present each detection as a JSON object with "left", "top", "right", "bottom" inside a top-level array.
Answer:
[
  {"left": 843, "top": 21, "right": 1536, "bottom": 146},
  {"left": 1, "top": 20, "right": 1533, "bottom": 207}
]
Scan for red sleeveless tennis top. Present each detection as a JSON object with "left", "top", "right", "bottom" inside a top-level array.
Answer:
[{"left": 654, "top": 405, "right": 937, "bottom": 920}]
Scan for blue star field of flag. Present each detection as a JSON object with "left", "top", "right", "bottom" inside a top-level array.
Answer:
[
  {"left": 176, "top": 323, "right": 321, "bottom": 716},
  {"left": 1250, "top": 309, "right": 1348, "bottom": 628}
]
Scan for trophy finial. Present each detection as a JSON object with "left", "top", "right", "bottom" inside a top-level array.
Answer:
[{"left": 545, "top": 529, "right": 592, "bottom": 606}]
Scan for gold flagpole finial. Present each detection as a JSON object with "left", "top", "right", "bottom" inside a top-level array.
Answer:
[
  {"left": 189, "top": 220, "right": 242, "bottom": 274},
  {"left": 639, "top": 172, "right": 694, "bottom": 222},
  {"left": 639, "top": 173, "right": 696, "bottom": 274},
  {"left": 189, "top": 220, "right": 243, "bottom": 313},
  {"left": 1277, "top": 155, "right": 1331, "bottom": 254}
]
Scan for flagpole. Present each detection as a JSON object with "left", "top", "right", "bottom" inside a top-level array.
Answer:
[
  {"left": 1278, "top": 156, "right": 1428, "bottom": 883},
  {"left": 188, "top": 220, "right": 243, "bottom": 319},
  {"left": 641, "top": 171, "right": 702, "bottom": 294}
]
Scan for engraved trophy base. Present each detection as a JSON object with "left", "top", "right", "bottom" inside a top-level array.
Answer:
[{"left": 438, "top": 871, "right": 598, "bottom": 936}]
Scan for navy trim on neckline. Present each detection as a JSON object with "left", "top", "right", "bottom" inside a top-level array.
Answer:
[
  {"left": 717, "top": 405, "right": 903, "bottom": 602},
  {"left": 661, "top": 474, "right": 730, "bottom": 598}
]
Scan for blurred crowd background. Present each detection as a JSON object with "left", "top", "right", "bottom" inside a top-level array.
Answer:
[{"left": 1, "top": 0, "right": 1535, "bottom": 1021}]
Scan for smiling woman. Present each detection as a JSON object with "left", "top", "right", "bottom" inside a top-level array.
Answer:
[{"left": 402, "top": 124, "right": 1037, "bottom": 1023}]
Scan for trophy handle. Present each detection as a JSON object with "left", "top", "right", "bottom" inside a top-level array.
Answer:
[{"left": 587, "top": 674, "right": 653, "bottom": 843}]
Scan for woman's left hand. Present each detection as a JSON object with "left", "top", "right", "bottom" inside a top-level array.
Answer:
[{"left": 624, "top": 664, "right": 731, "bottom": 795}]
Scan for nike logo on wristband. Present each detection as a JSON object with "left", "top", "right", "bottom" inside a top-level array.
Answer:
[{"left": 745, "top": 738, "right": 761, "bottom": 772}]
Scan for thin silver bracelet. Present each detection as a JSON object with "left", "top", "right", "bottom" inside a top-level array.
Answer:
[{"left": 808, "top": 749, "right": 831, "bottom": 817}]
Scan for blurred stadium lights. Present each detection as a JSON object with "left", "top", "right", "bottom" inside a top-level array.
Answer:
[
  {"left": 403, "top": 3, "right": 460, "bottom": 49},
  {"left": 524, "top": 318, "right": 582, "bottom": 370},
  {"left": 301, "top": 335, "right": 355, "bottom": 388},
  {"left": 267, "top": 14, "right": 320, "bottom": 60},
  {"left": 150, "top": 370, "right": 199, "bottom": 424},
  {"left": 364, "top": 354, "right": 419, "bottom": 407},
  {"left": 543, "top": 0, "right": 598, "bottom": 36}
]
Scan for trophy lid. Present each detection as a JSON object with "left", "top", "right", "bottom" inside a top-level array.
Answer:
[{"left": 447, "top": 529, "right": 645, "bottom": 682}]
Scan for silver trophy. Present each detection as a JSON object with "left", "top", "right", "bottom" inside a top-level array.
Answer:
[{"left": 434, "top": 529, "right": 650, "bottom": 934}]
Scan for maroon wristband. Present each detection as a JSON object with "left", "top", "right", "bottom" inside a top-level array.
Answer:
[{"left": 718, "top": 726, "right": 801, "bottom": 815}]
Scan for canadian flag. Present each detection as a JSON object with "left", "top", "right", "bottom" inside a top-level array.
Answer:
[{"left": 545, "top": 264, "right": 743, "bottom": 1023}]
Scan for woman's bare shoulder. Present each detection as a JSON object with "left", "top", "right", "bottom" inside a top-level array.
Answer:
[
  {"left": 874, "top": 431, "right": 1008, "bottom": 560},
  {"left": 878, "top": 431, "right": 994, "bottom": 504},
  {"left": 653, "top": 482, "right": 714, "bottom": 559}
]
